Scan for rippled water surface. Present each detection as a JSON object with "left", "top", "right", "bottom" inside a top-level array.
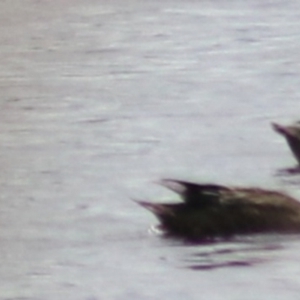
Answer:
[{"left": 2, "top": 0, "right": 300, "bottom": 299}]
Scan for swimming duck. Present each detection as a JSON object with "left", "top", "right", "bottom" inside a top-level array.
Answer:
[
  {"left": 272, "top": 121, "right": 300, "bottom": 165},
  {"left": 137, "top": 179, "right": 300, "bottom": 240}
]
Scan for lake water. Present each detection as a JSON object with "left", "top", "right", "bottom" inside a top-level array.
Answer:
[{"left": 1, "top": 0, "right": 300, "bottom": 299}]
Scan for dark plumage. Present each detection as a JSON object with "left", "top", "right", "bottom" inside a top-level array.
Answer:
[
  {"left": 137, "top": 179, "right": 300, "bottom": 240},
  {"left": 272, "top": 121, "right": 300, "bottom": 165}
]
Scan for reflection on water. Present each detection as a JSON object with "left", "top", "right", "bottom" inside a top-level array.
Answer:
[
  {"left": 182, "top": 235, "right": 284, "bottom": 270},
  {"left": 148, "top": 225, "right": 297, "bottom": 271}
]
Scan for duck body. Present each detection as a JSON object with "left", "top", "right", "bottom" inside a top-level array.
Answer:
[
  {"left": 137, "top": 179, "right": 300, "bottom": 240},
  {"left": 272, "top": 121, "right": 300, "bottom": 165}
]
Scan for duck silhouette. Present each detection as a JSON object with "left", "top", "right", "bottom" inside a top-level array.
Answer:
[
  {"left": 272, "top": 121, "right": 300, "bottom": 165},
  {"left": 137, "top": 179, "right": 300, "bottom": 240}
]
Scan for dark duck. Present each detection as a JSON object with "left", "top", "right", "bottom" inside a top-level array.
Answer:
[
  {"left": 137, "top": 179, "right": 300, "bottom": 240},
  {"left": 272, "top": 121, "right": 300, "bottom": 165}
]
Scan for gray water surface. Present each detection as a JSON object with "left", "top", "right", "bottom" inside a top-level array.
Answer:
[{"left": 1, "top": 0, "right": 300, "bottom": 299}]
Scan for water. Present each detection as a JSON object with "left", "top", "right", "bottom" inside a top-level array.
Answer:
[{"left": 1, "top": 0, "right": 300, "bottom": 299}]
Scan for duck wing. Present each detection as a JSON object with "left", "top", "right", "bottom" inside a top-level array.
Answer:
[{"left": 221, "top": 187, "right": 300, "bottom": 208}]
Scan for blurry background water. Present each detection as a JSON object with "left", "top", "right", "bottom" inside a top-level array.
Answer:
[{"left": 1, "top": 0, "right": 300, "bottom": 299}]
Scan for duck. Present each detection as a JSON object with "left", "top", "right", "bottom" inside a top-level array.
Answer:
[
  {"left": 137, "top": 179, "right": 300, "bottom": 240},
  {"left": 272, "top": 121, "right": 300, "bottom": 165}
]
